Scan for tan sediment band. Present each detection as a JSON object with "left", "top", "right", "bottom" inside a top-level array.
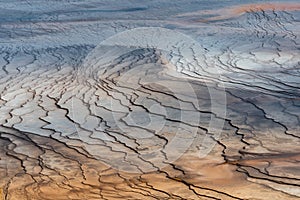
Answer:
[
  {"left": 0, "top": 188, "right": 3, "bottom": 200},
  {"left": 178, "top": 2, "right": 300, "bottom": 22},
  {"left": 209, "top": 2, "right": 300, "bottom": 22},
  {"left": 231, "top": 2, "right": 300, "bottom": 14}
]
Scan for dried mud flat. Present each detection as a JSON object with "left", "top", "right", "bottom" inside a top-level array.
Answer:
[{"left": 0, "top": 1, "right": 300, "bottom": 200}]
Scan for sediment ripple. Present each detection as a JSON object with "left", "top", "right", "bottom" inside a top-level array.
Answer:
[{"left": 0, "top": 1, "right": 299, "bottom": 199}]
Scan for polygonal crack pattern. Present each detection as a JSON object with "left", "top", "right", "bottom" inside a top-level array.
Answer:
[{"left": 0, "top": 1, "right": 299, "bottom": 200}]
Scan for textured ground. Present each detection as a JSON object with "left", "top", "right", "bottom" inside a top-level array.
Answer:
[{"left": 0, "top": 0, "right": 300, "bottom": 199}]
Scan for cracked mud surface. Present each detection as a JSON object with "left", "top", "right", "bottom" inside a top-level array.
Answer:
[{"left": 0, "top": 1, "right": 299, "bottom": 199}]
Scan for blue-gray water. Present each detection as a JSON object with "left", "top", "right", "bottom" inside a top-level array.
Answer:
[{"left": 0, "top": 1, "right": 299, "bottom": 199}]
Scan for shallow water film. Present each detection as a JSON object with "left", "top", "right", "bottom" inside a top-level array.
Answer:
[{"left": 0, "top": 1, "right": 299, "bottom": 199}]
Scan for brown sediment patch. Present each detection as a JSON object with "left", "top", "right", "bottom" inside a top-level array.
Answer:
[
  {"left": 231, "top": 2, "right": 300, "bottom": 14},
  {"left": 170, "top": 154, "right": 299, "bottom": 200},
  {"left": 178, "top": 2, "right": 300, "bottom": 22},
  {"left": 0, "top": 188, "right": 3, "bottom": 200}
]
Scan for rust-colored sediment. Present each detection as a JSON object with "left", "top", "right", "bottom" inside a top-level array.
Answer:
[
  {"left": 0, "top": 188, "right": 3, "bottom": 200},
  {"left": 231, "top": 2, "right": 300, "bottom": 14},
  {"left": 178, "top": 2, "right": 300, "bottom": 22},
  {"left": 1, "top": 1, "right": 300, "bottom": 199}
]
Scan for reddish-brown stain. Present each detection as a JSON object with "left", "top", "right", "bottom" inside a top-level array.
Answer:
[
  {"left": 231, "top": 2, "right": 300, "bottom": 14},
  {"left": 194, "top": 2, "right": 300, "bottom": 22}
]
